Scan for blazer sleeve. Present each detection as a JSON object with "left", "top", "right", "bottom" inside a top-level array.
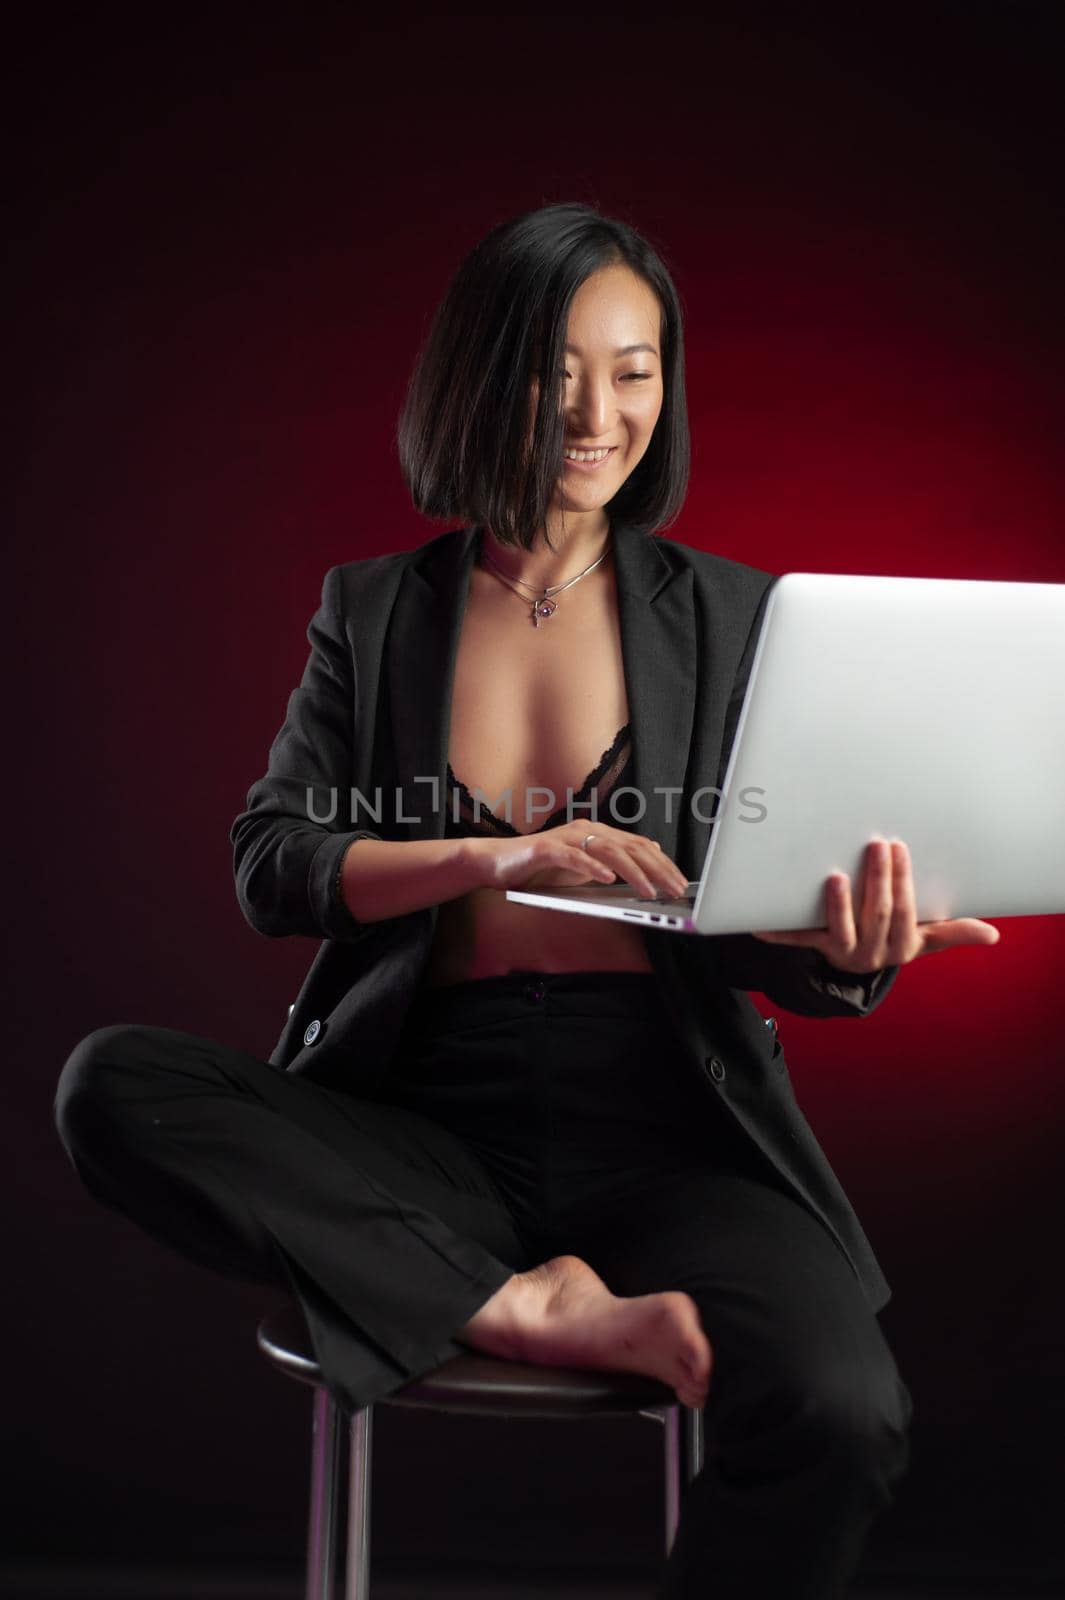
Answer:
[
  {"left": 230, "top": 565, "right": 384, "bottom": 941},
  {"left": 708, "top": 935, "right": 900, "bottom": 1018}
]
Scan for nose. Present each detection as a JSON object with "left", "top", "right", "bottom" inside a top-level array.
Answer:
[{"left": 566, "top": 374, "right": 616, "bottom": 438}]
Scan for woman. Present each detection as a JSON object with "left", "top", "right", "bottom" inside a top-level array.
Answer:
[{"left": 55, "top": 202, "right": 1000, "bottom": 1597}]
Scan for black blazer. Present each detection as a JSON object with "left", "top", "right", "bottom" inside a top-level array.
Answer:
[{"left": 231, "top": 518, "right": 901, "bottom": 1313}]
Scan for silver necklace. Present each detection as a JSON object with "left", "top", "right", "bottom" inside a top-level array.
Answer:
[{"left": 479, "top": 534, "right": 612, "bottom": 627}]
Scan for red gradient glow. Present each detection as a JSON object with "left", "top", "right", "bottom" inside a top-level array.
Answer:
[{"left": 9, "top": 10, "right": 1065, "bottom": 1574}]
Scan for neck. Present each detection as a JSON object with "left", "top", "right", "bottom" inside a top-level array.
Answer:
[{"left": 480, "top": 517, "right": 612, "bottom": 589}]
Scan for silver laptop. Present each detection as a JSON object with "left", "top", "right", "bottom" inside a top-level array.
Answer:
[{"left": 505, "top": 571, "right": 1065, "bottom": 935}]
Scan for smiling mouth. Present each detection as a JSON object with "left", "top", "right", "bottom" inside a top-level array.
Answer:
[{"left": 562, "top": 447, "right": 617, "bottom": 471}]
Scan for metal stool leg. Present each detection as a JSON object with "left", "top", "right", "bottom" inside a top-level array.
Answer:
[
  {"left": 663, "top": 1404, "right": 705, "bottom": 1556},
  {"left": 306, "top": 1386, "right": 343, "bottom": 1600},
  {"left": 345, "top": 1404, "right": 374, "bottom": 1600}
]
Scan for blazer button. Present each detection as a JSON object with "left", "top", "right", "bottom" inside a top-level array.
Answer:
[
  {"left": 704, "top": 1055, "right": 726, "bottom": 1083},
  {"left": 303, "top": 1020, "right": 322, "bottom": 1046},
  {"left": 765, "top": 1016, "right": 778, "bottom": 1032}
]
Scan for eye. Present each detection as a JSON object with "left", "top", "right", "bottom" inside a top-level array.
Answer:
[{"left": 558, "top": 371, "right": 653, "bottom": 382}]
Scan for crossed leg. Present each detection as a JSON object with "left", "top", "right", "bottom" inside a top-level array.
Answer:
[
  {"left": 55, "top": 1020, "right": 911, "bottom": 1597},
  {"left": 54, "top": 1022, "right": 535, "bottom": 1413}
]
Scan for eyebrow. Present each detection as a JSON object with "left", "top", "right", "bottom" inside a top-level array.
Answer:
[{"left": 563, "top": 342, "right": 660, "bottom": 357}]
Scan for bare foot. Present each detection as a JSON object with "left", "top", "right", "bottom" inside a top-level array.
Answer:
[{"left": 457, "top": 1254, "right": 712, "bottom": 1409}]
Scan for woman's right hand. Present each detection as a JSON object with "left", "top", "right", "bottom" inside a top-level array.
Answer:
[{"left": 468, "top": 822, "right": 690, "bottom": 901}]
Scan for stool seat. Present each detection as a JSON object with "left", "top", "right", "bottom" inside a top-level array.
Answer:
[
  {"left": 257, "top": 1297, "right": 704, "bottom": 1599},
  {"left": 257, "top": 1299, "right": 680, "bottom": 1418}
]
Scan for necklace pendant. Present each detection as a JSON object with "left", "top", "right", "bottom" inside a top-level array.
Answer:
[{"left": 532, "top": 597, "right": 557, "bottom": 626}]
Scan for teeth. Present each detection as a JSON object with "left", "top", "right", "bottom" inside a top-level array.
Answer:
[{"left": 563, "top": 447, "right": 612, "bottom": 462}]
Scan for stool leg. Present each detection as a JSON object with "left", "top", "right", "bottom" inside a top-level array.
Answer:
[
  {"left": 345, "top": 1404, "right": 374, "bottom": 1600},
  {"left": 306, "top": 1386, "right": 343, "bottom": 1600},
  {"left": 663, "top": 1404, "right": 705, "bottom": 1557}
]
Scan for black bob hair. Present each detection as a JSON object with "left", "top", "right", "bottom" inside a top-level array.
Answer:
[{"left": 396, "top": 202, "right": 690, "bottom": 551}]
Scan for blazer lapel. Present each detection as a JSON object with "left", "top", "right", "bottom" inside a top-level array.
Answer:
[
  {"left": 611, "top": 520, "right": 696, "bottom": 868},
  {"left": 385, "top": 524, "right": 479, "bottom": 838}
]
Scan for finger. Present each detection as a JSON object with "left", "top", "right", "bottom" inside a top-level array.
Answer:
[
  {"left": 917, "top": 918, "right": 1003, "bottom": 953},
  {"left": 588, "top": 836, "right": 686, "bottom": 897},
  {"left": 635, "top": 845, "right": 690, "bottom": 897},
  {"left": 884, "top": 838, "right": 919, "bottom": 962},
  {"left": 588, "top": 837, "right": 657, "bottom": 896},
  {"left": 755, "top": 875, "right": 850, "bottom": 959},
  {"left": 638, "top": 843, "right": 689, "bottom": 895},
  {"left": 563, "top": 845, "right": 616, "bottom": 883},
  {"left": 825, "top": 869, "right": 857, "bottom": 958},
  {"left": 581, "top": 825, "right": 680, "bottom": 882},
  {"left": 853, "top": 838, "right": 893, "bottom": 966},
  {"left": 757, "top": 848, "right": 878, "bottom": 963}
]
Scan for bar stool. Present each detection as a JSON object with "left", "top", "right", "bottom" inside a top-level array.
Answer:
[{"left": 257, "top": 1298, "right": 705, "bottom": 1600}]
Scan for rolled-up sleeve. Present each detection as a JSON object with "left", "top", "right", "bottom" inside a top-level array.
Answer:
[
  {"left": 707, "top": 934, "right": 899, "bottom": 1018},
  {"left": 230, "top": 566, "right": 384, "bottom": 940}
]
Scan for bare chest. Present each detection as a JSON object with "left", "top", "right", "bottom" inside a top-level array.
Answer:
[{"left": 446, "top": 567, "right": 630, "bottom": 827}]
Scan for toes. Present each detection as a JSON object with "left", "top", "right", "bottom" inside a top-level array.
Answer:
[
  {"left": 675, "top": 1363, "right": 709, "bottom": 1407},
  {"left": 680, "top": 1341, "right": 713, "bottom": 1383},
  {"left": 676, "top": 1349, "right": 711, "bottom": 1409}
]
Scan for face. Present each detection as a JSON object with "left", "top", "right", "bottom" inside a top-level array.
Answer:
[{"left": 528, "top": 263, "right": 666, "bottom": 519}]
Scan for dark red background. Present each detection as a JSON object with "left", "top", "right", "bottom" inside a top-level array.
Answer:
[{"left": 8, "top": 5, "right": 1065, "bottom": 1592}]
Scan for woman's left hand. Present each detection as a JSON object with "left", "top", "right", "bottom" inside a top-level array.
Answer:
[{"left": 751, "top": 837, "right": 1001, "bottom": 972}]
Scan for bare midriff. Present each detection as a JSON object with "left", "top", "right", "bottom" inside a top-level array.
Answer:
[
  {"left": 422, "top": 545, "right": 654, "bottom": 987},
  {"left": 423, "top": 888, "right": 653, "bottom": 985}
]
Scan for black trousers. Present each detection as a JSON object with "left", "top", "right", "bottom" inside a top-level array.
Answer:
[{"left": 54, "top": 969, "right": 912, "bottom": 1599}]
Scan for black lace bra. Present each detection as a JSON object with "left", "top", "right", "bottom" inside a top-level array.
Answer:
[{"left": 444, "top": 722, "right": 636, "bottom": 838}]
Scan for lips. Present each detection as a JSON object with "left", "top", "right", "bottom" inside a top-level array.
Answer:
[{"left": 562, "top": 447, "right": 617, "bottom": 472}]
